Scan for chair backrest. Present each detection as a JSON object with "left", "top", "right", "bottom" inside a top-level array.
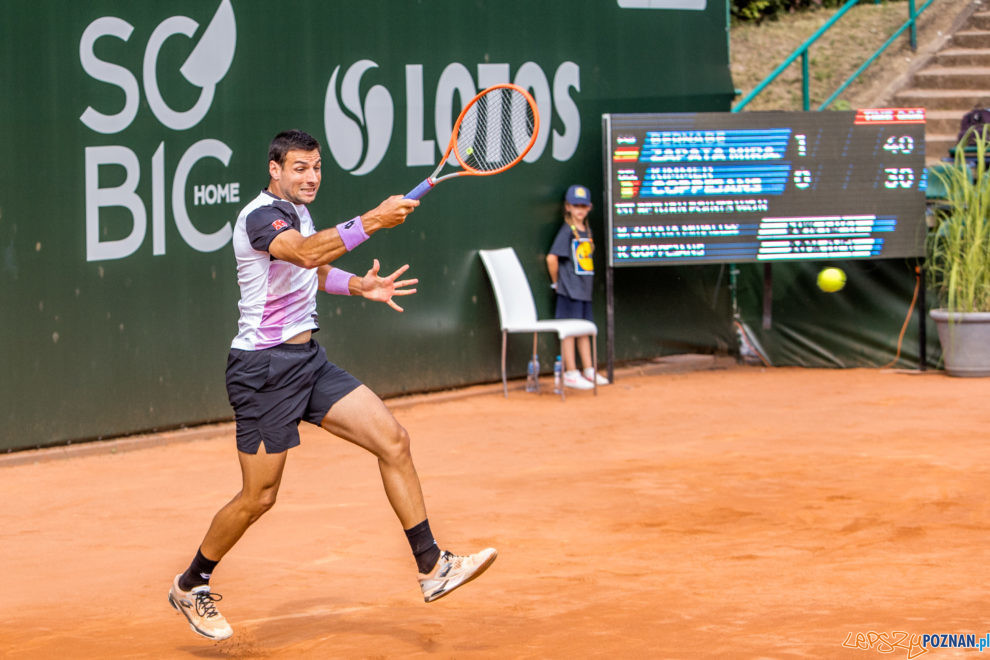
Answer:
[{"left": 478, "top": 248, "right": 539, "bottom": 329}]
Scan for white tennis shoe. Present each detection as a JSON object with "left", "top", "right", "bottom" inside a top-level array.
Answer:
[
  {"left": 583, "top": 368, "right": 609, "bottom": 386},
  {"left": 419, "top": 548, "right": 497, "bottom": 603},
  {"left": 168, "top": 574, "right": 233, "bottom": 640},
  {"left": 563, "top": 370, "right": 594, "bottom": 390}
]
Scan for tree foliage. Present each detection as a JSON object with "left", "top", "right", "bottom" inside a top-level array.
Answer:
[{"left": 731, "top": 0, "right": 900, "bottom": 24}]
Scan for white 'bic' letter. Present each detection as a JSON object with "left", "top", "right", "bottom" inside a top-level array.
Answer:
[{"left": 85, "top": 146, "right": 146, "bottom": 261}]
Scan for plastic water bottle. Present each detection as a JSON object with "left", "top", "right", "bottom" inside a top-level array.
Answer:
[
  {"left": 526, "top": 354, "right": 540, "bottom": 393},
  {"left": 553, "top": 355, "right": 563, "bottom": 395}
]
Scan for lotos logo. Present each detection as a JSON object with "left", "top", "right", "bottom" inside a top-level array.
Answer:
[
  {"left": 323, "top": 60, "right": 582, "bottom": 175},
  {"left": 324, "top": 61, "right": 394, "bottom": 176}
]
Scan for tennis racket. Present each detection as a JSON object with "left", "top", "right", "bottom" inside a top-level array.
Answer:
[{"left": 405, "top": 83, "right": 540, "bottom": 200}]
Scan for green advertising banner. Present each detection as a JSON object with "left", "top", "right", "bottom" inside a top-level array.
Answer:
[{"left": 0, "top": 0, "right": 735, "bottom": 450}]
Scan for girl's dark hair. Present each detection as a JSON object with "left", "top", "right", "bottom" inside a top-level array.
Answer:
[{"left": 268, "top": 129, "right": 321, "bottom": 166}]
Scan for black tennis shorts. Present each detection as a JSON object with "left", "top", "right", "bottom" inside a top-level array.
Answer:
[{"left": 225, "top": 339, "right": 362, "bottom": 454}]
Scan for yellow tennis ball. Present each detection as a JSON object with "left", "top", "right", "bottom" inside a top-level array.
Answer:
[
  {"left": 817, "top": 267, "right": 846, "bottom": 292},
  {"left": 466, "top": 146, "right": 474, "bottom": 155}
]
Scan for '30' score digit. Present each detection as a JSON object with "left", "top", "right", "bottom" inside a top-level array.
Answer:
[{"left": 883, "top": 167, "right": 915, "bottom": 189}]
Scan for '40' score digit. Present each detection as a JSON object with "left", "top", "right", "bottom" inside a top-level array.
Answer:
[{"left": 882, "top": 135, "right": 915, "bottom": 155}]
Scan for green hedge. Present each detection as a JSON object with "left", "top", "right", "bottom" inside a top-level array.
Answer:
[{"left": 731, "top": 0, "right": 902, "bottom": 24}]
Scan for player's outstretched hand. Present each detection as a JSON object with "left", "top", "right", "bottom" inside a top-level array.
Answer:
[
  {"left": 364, "top": 195, "right": 419, "bottom": 231},
  {"left": 358, "top": 259, "right": 418, "bottom": 312}
]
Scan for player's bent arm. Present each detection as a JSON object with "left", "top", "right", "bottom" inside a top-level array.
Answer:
[
  {"left": 546, "top": 254, "right": 559, "bottom": 284},
  {"left": 270, "top": 229, "right": 345, "bottom": 269},
  {"left": 269, "top": 195, "right": 420, "bottom": 269}
]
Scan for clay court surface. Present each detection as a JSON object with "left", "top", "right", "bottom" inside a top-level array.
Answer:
[{"left": 3, "top": 364, "right": 989, "bottom": 659}]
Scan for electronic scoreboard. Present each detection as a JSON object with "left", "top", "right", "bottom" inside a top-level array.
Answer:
[{"left": 603, "top": 109, "right": 927, "bottom": 267}]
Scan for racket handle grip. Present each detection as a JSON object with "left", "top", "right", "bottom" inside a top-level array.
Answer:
[{"left": 405, "top": 179, "right": 434, "bottom": 200}]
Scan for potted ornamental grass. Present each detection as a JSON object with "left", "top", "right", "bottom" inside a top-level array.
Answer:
[{"left": 927, "top": 126, "right": 990, "bottom": 376}]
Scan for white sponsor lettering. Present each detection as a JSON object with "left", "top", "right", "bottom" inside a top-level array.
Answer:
[
  {"left": 325, "top": 59, "right": 583, "bottom": 174},
  {"left": 85, "top": 141, "right": 238, "bottom": 261},
  {"left": 172, "top": 140, "right": 234, "bottom": 253},
  {"left": 617, "top": 0, "right": 707, "bottom": 10},
  {"left": 80, "top": 3, "right": 585, "bottom": 261},
  {"left": 79, "top": 18, "right": 140, "bottom": 135},
  {"left": 79, "top": 1, "right": 239, "bottom": 261},
  {"left": 85, "top": 146, "right": 146, "bottom": 261},
  {"left": 79, "top": 0, "right": 235, "bottom": 134},
  {"left": 552, "top": 62, "right": 581, "bottom": 161},
  {"left": 193, "top": 183, "right": 240, "bottom": 206},
  {"left": 323, "top": 61, "right": 394, "bottom": 176},
  {"left": 405, "top": 65, "right": 433, "bottom": 167}
]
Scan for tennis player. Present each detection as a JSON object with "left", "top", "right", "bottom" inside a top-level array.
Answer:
[{"left": 168, "top": 129, "right": 497, "bottom": 641}]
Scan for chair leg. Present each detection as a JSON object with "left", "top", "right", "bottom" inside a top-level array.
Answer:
[
  {"left": 532, "top": 333, "right": 542, "bottom": 396},
  {"left": 501, "top": 331, "right": 508, "bottom": 398}
]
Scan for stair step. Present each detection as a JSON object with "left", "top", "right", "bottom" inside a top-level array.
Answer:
[
  {"left": 951, "top": 30, "right": 990, "bottom": 49},
  {"left": 969, "top": 11, "right": 990, "bottom": 31},
  {"left": 936, "top": 48, "right": 990, "bottom": 67},
  {"left": 893, "top": 88, "right": 990, "bottom": 110},
  {"left": 913, "top": 65, "right": 990, "bottom": 89},
  {"left": 925, "top": 108, "right": 976, "bottom": 135},
  {"left": 925, "top": 110, "right": 968, "bottom": 135},
  {"left": 927, "top": 134, "right": 966, "bottom": 162}
]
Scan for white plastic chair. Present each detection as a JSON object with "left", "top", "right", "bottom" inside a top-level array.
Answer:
[{"left": 478, "top": 247, "right": 598, "bottom": 399}]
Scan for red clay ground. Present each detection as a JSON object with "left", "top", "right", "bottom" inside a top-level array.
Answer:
[{"left": 2, "top": 364, "right": 989, "bottom": 659}]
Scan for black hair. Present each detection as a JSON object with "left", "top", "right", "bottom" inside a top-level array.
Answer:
[{"left": 268, "top": 129, "right": 321, "bottom": 167}]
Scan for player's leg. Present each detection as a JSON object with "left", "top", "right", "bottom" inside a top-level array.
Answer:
[
  {"left": 576, "top": 335, "right": 607, "bottom": 385},
  {"left": 561, "top": 335, "right": 593, "bottom": 389},
  {"left": 200, "top": 445, "right": 289, "bottom": 560},
  {"left": 557, "top": 295, "right": 594, "bottom": 389},
  {"left": 320, "top": 384, "right": 496, "bottom": 602},
  {"left": 169, "top": 446, "right": 288, "bottom": 640},
  {"left": 574, "top": 299, "right": 607, "bottom": 385},
  {"left": 195, "top": 341, "right": 316, "bottom": 560},
  {"left": 576, "top": 335, "right": 593, "bottom": 371},
  {"left": 561, "top": 335, "right": 577, "bottom": 372},
  {"left": 321, "top": 384, "right": 425, "bottom": 527}
]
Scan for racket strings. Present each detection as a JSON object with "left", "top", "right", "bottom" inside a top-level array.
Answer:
[{"left": 456, "top": 89, "right": 536, "bottom": 173}]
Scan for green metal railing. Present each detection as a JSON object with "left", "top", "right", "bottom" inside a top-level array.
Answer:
[{"left": 732, "top": 0, "right": 936, "bottom": 112}]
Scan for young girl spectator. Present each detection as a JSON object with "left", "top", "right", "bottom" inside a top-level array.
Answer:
[{"left": 545, "top": 184, "right": 609, "bottom": 389}]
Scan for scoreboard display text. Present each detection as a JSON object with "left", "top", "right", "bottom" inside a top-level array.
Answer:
[{"left": 603, "top": 110, "right": 927, "bottom": 266}]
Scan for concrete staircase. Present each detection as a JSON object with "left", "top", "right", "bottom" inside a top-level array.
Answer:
[{"left": 891, "top": 9, "right": 990, "bottom": 165}]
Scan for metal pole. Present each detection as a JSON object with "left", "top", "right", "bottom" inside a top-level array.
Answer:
[
  {"left": 918, "top": 263, "right": 926, "bottom": 370},
  {"left": 606, "top": 263, "right": 615, "bottom": 383},
  {"left": 908, "top": 0, "right": 918, "bottom": 51},
  {"left": 802, "top": 51, "right": 810, "bottom": 112},
  {"left": 762, "top": 263, "right": 773, "bottom": 330},
  {"left": 602, "top": 113, "right": 615, "bottom": 383}
]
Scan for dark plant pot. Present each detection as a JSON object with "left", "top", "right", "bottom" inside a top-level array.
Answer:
[{"left": 930, "top": 309, "right": 990, "bottom": 377}]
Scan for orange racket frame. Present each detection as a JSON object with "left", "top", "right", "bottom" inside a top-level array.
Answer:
[{"left": 405, "top": 83, "right": 540, "bottom": 199}]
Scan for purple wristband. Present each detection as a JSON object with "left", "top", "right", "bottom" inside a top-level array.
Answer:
[
  {"left": 324, "top": 268, "right": 355, "bottom": 296},
  {"left": 337, "top": 216, "right": 369, "bottom": 251}
]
